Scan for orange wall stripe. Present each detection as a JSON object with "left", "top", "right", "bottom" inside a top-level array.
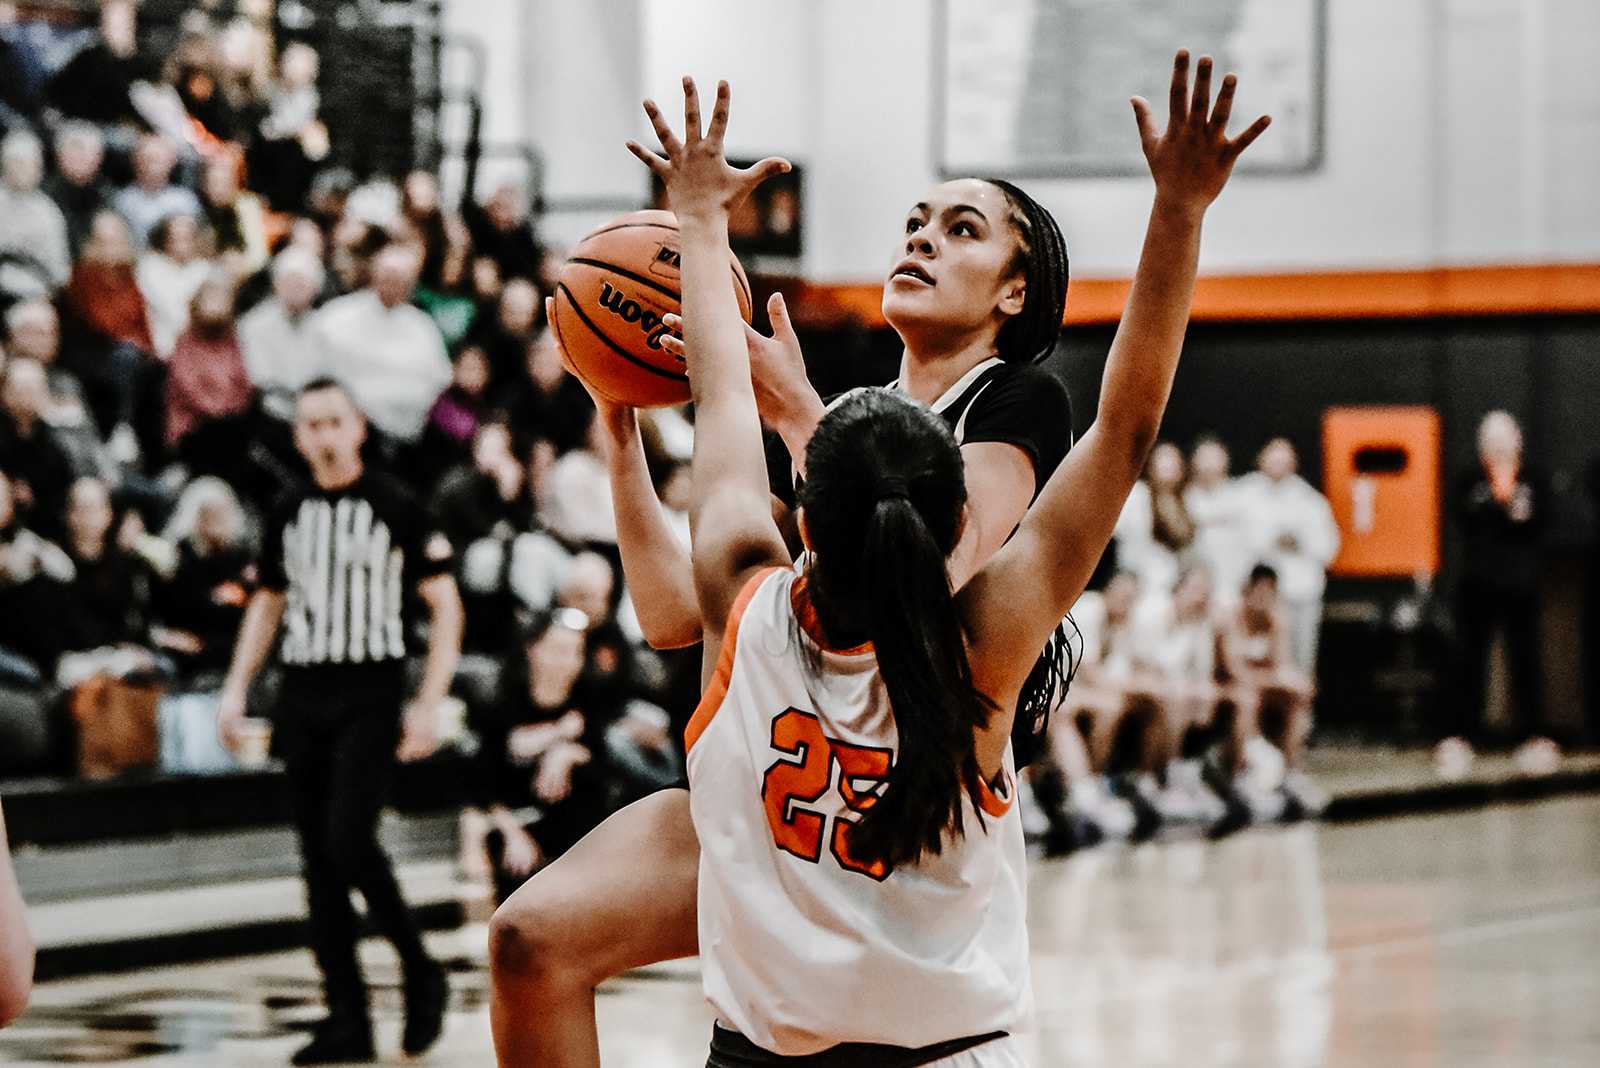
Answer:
[{"left": 781, "top": 264, "right": 1600, "bottom": 328}]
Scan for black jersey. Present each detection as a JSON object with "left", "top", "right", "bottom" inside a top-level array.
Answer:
[{"left": 258, "top": 471, "right": 454, "bottom": 681}]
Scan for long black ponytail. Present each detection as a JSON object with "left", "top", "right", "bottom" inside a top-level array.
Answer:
[{"left": 800, "top": 389, "right": 995, "bottom": 869}]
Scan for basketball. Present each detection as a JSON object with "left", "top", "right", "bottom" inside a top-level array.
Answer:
[{"left": 552, "top": 209, "right": 754, "bottom": 407}]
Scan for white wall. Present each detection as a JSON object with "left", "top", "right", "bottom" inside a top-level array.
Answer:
[{"left": 448, "top": 0, "right": 1600, "bottom": 280}]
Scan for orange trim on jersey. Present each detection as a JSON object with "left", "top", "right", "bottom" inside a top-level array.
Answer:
[
  {"left": 790, "top": 576, "right": 874, "bottom": 656},
  {"left": 977, "top": 767, "right": 1015, "bottom": 819},
  {"left": 684, "top": 567, "right": 784, "bottom": 754}
]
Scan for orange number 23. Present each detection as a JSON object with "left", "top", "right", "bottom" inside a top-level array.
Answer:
[{"left": 761, "top": 708, "right": 892, "bottom": 881}]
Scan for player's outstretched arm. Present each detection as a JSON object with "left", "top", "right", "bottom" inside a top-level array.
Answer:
[
  {"left": 963, "top": 51, "right": 1270, "bottom": 774},
  {"left": 627, "top": 79, "right": 792, "bottom": 633},
  {"left": 0, "top": 800, "right": 34, "bottom": 1028}
]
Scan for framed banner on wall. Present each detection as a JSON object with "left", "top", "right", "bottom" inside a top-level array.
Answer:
[{"left": 934, "top": 0, "right": 1326, "bottom": 178}]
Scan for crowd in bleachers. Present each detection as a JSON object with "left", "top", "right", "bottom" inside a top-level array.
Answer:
[{"left": 1017, "top": 436, "right": 1339, "bottom": 852}]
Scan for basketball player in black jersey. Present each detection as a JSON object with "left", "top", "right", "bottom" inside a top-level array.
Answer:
[{"left": 220, "top": 378, "right": 462, "bottom": 1065}]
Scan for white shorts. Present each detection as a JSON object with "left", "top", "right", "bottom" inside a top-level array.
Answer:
[{"left": 925, "top": 1034, "right": 1028, "bottom": 1068}]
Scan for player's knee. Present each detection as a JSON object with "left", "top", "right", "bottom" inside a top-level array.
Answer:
[{"left": 488, "top": 892, "right": 569, "bottom": 986}]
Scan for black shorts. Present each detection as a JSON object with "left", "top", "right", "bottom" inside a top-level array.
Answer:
[{"left": 706, "top": 1024, "right": 1007, "bottom": 1067}]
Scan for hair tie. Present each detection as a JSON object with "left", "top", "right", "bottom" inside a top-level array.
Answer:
[{"left": 877, "top": 476, "right": 911, "bottom": 502}]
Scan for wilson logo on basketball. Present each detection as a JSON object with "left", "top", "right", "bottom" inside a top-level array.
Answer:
[
  {"left": 649, "top": 243, "right": 682, "bottom": 278},
  {"left": 597, "top": 282, "right": 675, "bottom": 352}
]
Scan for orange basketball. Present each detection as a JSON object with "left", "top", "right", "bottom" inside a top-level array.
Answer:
[{"left": 552, "top": 209, "right": 753, "bottom": 407}]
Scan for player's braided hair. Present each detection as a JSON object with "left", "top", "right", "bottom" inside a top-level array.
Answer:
[{"left": 985, "top": 178, "right": 1070, "bottom": 365}]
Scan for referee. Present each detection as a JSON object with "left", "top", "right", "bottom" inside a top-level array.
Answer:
[{"left": 221, "top": 377, "right": 464, "bottom": 1065}]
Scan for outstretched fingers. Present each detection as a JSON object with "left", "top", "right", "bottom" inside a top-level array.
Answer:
[
  {"left": 1131, "top": 96, "right": 1159, "bottom": 155},
  {"left": 1225, "top": 114, "right": 1273, "bottom": 161},
  {"left": 641, "top": 98, "right": 681, "bottom": 158},
  {"left": 625, "top": 139, "right": 670, "bottom": 178},
  {"left": 1189, "top": 55, "right": 1213, "bottom": 128},
  {"left": 681, "top": 77, "right": 703, "bottom": 143},
  {"left": 1208, "top": 73, "right": 1238, "bottom": 136},
  {"left": 705, "top": 80, "right": 731, "bottom": 144},
  {"left": 1166, "top": 49, "right": 1190, "bottom": 132}
]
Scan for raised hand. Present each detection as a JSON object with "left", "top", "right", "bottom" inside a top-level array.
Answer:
[
  {"left": 626, "top": 78, "right": 790, "bottom": 222},
  {"left": 659, "top": 291, "right": 813, "bottom": 429},
  {"left": 1131, "top": 51, "right": 1270, "bottom": 213}
]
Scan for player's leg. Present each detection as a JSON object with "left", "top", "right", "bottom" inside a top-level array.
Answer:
[{"left": 489, "top": 787, "right": 700, "bottom": 1068}]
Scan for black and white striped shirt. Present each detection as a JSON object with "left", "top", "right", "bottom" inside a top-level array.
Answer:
[{"left": 259, "top": 473, "right": 453, "bottom": 673}]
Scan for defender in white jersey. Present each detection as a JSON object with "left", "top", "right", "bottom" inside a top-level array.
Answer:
[{"left": 621, "top": 59, "right": 1266, "bottom": 1065}]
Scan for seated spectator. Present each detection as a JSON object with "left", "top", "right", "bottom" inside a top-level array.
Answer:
[
  {"left": 57, "top": 477, "right": 154, "bottom": 660},
  {"left": 114, "top": 133, "right": 201, "bottom": 250},
  {"left": 0, "top": 469, "right": 76, "bottom": 681},
  {"left": 199, "top": 148, "right": 268, "bottom": 278},
  {"left": 43, "top": 122, "right": 111, "bottom": 258},
  {"left": 543, "top": 409, "right": 616, "bottom": 549},
  {"left": 463, "top": 181, "right": 544, "bottom": 284},
  {"left": 556, "top": 551, "right": 643, "bottom": 711},
  {"left": 0, "top": 799, "right": 32, "bottom": 1028},
  {"left": 402, "top": 170, "right": 451, "bottom": 292},
  {"left": 136, "top": 213, "right": 210, "bottom": 358},
  {"left": 164, "top": 270, "right": 254, "bottom": 480},
  {"left": 1215, "top": 564, "right": 1323, "bottom": 820},
  {"left": 3, "top": 301, "right": 107, "bottom": 477},
  {"left": 0, "top": 358, "right": 76, "bottom": 537},
  {"left": 64, "top": 211, "right": 153, "bottom": 442},
  {"left": 239, "top": 246, "right": 326, "bottom": 425},
  {"left": 44, "top": 0, "right": 146, "bottom": 128},
  {"left": 1113, "top": 441, "right": 1194, "bottom": 595},
  {"left": 420, "top": 346, "right": 493, "bottom": 485},
  {"left": 149, "top": 477, "right": 252, "bottom": 686},
  {"left": 469, "top": 278, "right": 541, "bottom": 395},
  {"left": 250, "top": 41, "right": 325, "bottom": 212},
  {"left": 476, "top": 608, "right": 621, "bottom": 903},
  {"left": 308, "top": 243, "right": 450, "bottom": 449},
  {"left": 0, "top": 129, "right": 72, "bottom": 289},
  {"left": 1237, "top": 438, "right": 1339, "bottom": 674},
  {"left": 1184, "top": 436, "right": 1253, "bottom": 601},
  {"left": 1138, "top": 566, "right": 1229, "bottom": 825},
  {"left": 498, "top": 326, "right": 594, "bottom": 454}
]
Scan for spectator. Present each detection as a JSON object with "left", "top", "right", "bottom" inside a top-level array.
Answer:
[
  {"left": 239, "top": 245, "right": 325, "bottom": 425},
  {"left": 0, "top": 469, "right": 76, "bottom": 680},
  {"left": 476, "top": 607, "right": 620, "bottom": 903},
  {"left": 114, "top": 133, "right": 201, "bottom": 250},
  {"left": 1439, "top": 411, "right": 1556, "bottom": 776},
  {"left": 58, "top": 477, "right": 151, "bottom": 656},
  {"left": 470, "top": 278, "right": 542, "bottom": 395},
  {"left": 0, "top": 129, "right": 72, "bottom": 289},
  {"left": 543, "top": 409, "right": 617, "bottom": 549},
  {"left": 0, "top": 357, "right": 76, "bottom": 536},
  {"left": 44, "top": 0, "right": 145, "bottom": 127},
  {"left": 0, "top": 799, "right": 32, "bottom": 1029},
  {"left": 43, "top": 122, "right": 111, "bottom": 257},
  {"left": 136, "top": 213, "right": 210, "bottom": 358},
  {"left": 1185, "top": 435, "right": 1253, "bottom": 599},
  {"left": 463, "top": 181, "right": 543, "bottom": 283},
  {"left": 1237, "top": 437, "right": 1339, "bottom": 674},
  {"left": 308, "top": 243, "right": 450, "bottom": 447},
  {"left": 251, "top": 41, "right": 325, "bottom": 211},
  {"left": 64, "top": 210, "right": 152, "bottom": 442},
  {"left": 1113, "top": 441, "right": 1193, "bottom": 595},
  {"left": 420, "top": 346, "right": 493, "bottom": 484},
  {"left": 402, "top": 170, "right": 451, "bottom": 291},
  {"left": 1216, "top": 564, "right": 1323, "bottom": 819},
  {"left": 164, "top": 270, "right": 254, "bottom": 479},
  {"left": 199, "top": 148, "right": 268, "bottom": 278},
  {"left": 498, "top": 327, "right": 594, "bottom": 454},
  {"left": 2, "top": 301, "right": 106, "bottom": 477},
  {"left": 149, "top": 477, "right": 252, "bottom": 685}
]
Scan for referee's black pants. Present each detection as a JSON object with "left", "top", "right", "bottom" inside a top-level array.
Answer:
[{"left": 278, "top": 675, "right": 434, "bottom": 1024}]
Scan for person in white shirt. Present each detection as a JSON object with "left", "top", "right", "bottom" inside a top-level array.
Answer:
[
  {"left": 135, "top": 215, "right": 211, "bottom": 358},
  {"left": 1235, "top": 438, "right": 1339, "bottom": 675},
  {"left": 0, "top": 131, "right": 72, "bottom": 289},
  {"left": 308, "top": 243, "right": 450, "bottom": 445},
  {"left": 1112, "top": 441, "right": 1194, "bottom": 595},
  {"left": 113, "top": 133, "right": 201, "bottom": 250},
  {"left": 239, "top": 247, "right": 326, "bottom": 423},
  {"left": 542, "top": 410, "right": 617, "bottom": 547},
  {"left": 1184, "top": 436, "right": 1254, "bottom": 600}
]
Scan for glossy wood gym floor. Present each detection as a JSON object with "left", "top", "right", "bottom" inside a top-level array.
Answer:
[{"left": 3, "top": 794, "right": 1597, "bottom": 1067}]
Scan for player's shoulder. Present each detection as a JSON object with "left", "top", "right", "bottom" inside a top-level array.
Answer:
[{"left": 973, "top": 361, "right": 1072, "bottom": 417}]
